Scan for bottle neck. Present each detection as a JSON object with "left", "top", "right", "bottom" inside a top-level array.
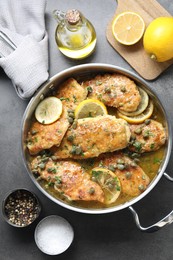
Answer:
[
  {"left": 53, "top": 9, "right": 87, "bottom": 32},
  {"left": 64, "top": 14, "right": 86, "bottom": 32},
  {"left": 65, "top": 19, "right": 83, "bottom": 32}
]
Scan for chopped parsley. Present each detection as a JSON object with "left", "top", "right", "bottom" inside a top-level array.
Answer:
[
  {"left": 87, "top": 86, "right": 93, "bottom": 93},
  {"left": 133, "top": 141, "right": 142, "bottom": 152},
  {"left": 60, "top": 97, "right": 70, "bottom": 101}
]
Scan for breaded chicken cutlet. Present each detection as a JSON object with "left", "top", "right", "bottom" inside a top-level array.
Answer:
[
  {"left": 31, "top": 157, "right": 104, "bottom": 203},
  {"left": 82, "top": 73, "right": 141, "bottom": 113},
  {"left": 129, "top": 119, "right": 166, "bottom": 153},
  {"left": 51, "top": 115, "right": 131, "bottom": 159}
]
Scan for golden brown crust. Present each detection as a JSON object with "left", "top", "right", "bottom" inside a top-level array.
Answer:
[
  {"left": 129, "top": 119, "right": 166, "bottom": 153},
  {"left": 82, "top": 73, "right": 141, "bottom": 112},
  {"left": 31, "top": 158, "right": 104, "bottom": 203},
  {"left": 93, "top": 152, "right": 150, "bottom": 197},
  {"left": 56, "top": 78, "right": 88, "bottom": 110},
  {"left": 52, "top": 116, "right": 131, "bottom": 159}
]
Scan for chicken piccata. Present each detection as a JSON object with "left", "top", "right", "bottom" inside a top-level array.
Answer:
[{"left": 26, "top": 73, "right": 167, "bottom": 209}]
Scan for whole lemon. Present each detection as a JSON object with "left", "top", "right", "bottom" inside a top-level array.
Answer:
[{"left": 143, "top": 17, "right": 173, "bottom": 62}]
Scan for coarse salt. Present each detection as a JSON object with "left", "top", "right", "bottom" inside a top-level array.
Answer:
[{"left": 34, "top": 215, "right": 74, "bottom": 255}]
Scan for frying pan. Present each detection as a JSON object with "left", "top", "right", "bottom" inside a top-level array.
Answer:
[{"left": 21, "top": 63, "right": 173, "bottom": 232}]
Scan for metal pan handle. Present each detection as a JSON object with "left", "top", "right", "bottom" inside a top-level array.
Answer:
[
  {"left": 129, "top": 206, "right": 173, "bottom": 232},
  {"left": 128, "top": 172, "right": 173, "bottom": 232}
]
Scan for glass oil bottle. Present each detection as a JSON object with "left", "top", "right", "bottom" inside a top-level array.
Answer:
[{"left": 53, "top": 9, "right": 97, "bottom": 59}]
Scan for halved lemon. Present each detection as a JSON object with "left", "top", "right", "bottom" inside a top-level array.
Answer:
[
  {"left": 112, "top": 11, "right": 145, "bottom": 45},
  {"left": 91, "top": 167, "right": 121, "bottom": 204},
  {"left": 118, "top": 88, "right": 149, "bottom": 116},
  {"left": 117, "top": 99, "right": 154, "bottom": 124},
  {"left": 74, "top": 99, "right": 108, "bottom": 119},
  {"left": 35, "top": 97, "right": 63, "bottom": 124}
]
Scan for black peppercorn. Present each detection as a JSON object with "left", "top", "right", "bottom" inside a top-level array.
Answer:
[{"left": 2, "top": 189, "right": 41, "bottom": 227}]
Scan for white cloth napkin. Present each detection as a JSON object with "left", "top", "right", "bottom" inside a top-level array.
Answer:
[{"left": 0, "top": 0, "right": 49, "bottom": 99}]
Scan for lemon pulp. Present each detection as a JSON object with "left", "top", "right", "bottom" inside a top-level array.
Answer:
[
  {"left": 91, "top": 167, "right": 121, "bottom": 204},
  {"left": 112, "top": 11, "right": 145, "bottom": 45},
  {"left": 74, "top": 99, "right": 108, "bottom": 119},
  {"left": 35, "top": 97, "right": 63, "bottom": 124}
]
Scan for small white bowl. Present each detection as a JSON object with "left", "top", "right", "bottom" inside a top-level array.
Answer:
[{"left": 34, "top": 215, "right": 74, "bottom": 255}]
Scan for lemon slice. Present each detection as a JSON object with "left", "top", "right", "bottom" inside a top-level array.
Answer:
[
  {"left": 118, "top": 88, "right": 149, "bottom": 116},
  {"left": 74, "top": 99, "right": 108, "bottom": 119},
  {"left": 117, "top": 99, "right": 154, "bottom": 124},
  {"left": 112, "top": 11, "right": 145, "bottom": 45},
  {"left": 91, "top": 167, "right": 121, "bottom": 204},
  {"left": 35, "top": 97, "right": 63, "bottom": 124}
]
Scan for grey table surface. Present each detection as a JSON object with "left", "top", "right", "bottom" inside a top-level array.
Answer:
[{"left": 1, "top": 0, "right": 173, "bottom": 259}]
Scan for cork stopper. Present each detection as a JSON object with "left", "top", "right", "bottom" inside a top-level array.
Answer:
[{"left": 65, "top": 9, "right": 81, "bottom": 25}]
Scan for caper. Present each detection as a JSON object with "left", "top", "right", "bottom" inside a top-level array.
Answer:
[
  {"left": 72, "top": 121, "right": 77, "bottom": 129},
  {"left": 51, "top": 155, "right": 58, "bottom": 161},
  {"left": 130, "top": 135, "right": 136, "bottom": 142},
  {"left": 117, "top": 159, "right": 125, "bottom": 164},
  {"left": 131, "top": 152, "right": 141, "bottom": 158},
  {"left": 67, "top": 109, "right": 74, "bottom": 113},
  {"left": 75, "top": 146, "right": 83, "bottom": 155},
  {"left": 138, "top": 184, "right": 145, "bottom": 191},
  {"left": 71, "top": 145, "right": 83, "bottom": 155},
  {"left": 34, "top": 164, "right": 39, "bottom": 169},
  {"left": 124, "top": 163, "right": 129, "bottom": 170},
  {"left": 133, "top": 141, "right": 142, "bottom": 152},
  {"left": 41, "top": 157, "right": 49, "bottom": 162},
  {"left": 144, "top": 119, "right": 151, "bottom": 125},
  {"left": 120, "top": 86, "right": 126, "bottom": 92},
  {"left": 70, "top": 146, "right": 76, "bottom": 155},
  {"left": 125, "top": 171, "right": 132, "bottom": 179},
  {"left": 143, "top": 130, "right": 150, "bottom": 139},
  {"left": 134, "top": 128, "right": 142, "bottom": 135},
  {"left": 91, "top": 176, "right": 97, "bottom": 182},
  {"left": 68, "top": 117, "right": 74, "bottom": 124},
  {"left": 67, "top": 135, "right": 74, "bottom": 142},
  {"left": 32, "top": 169, "right": 39, "bottom": 174},
  {"left": 68, "top": 112, "right": 75, "bottom": 118},
  {"left": 31, "top": 130, "right": 38, "bottom": 135},
  {"left": 108, "top": 165, "right": 116, "bottom": 172},
  {"left": 134, "top": 158, "right": 140, "bottom": 163},
  {"left": 130, "top": 161, "right": 137, "bottom": 167},
  {"left": 117, "top": 164, "right": 125, "bottom": 170},
  {"left": 104, "top": 87, "right": 111, "bottom": 93},
  {"left": 38, "top": 162, "right": 45, "bottom": 170},
  {"left": 88, "top": 187, "right": 95, "bottom": 195}
]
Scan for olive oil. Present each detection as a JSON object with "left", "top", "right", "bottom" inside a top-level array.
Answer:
[{"left": 53, "top": 9, "right": 97, "bottom": 59}]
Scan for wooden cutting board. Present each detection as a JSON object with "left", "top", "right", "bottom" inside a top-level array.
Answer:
[{"left": 106, "top": 0, "right": 173, "bottom": 80}]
